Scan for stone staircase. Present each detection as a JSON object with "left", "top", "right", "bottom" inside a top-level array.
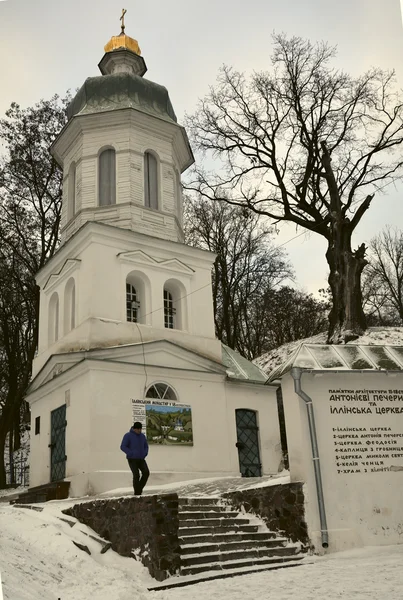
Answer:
[{"left": 149, "top": 496, "right": 306, "bottom": 590}]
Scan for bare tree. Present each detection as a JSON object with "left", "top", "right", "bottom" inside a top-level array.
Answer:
[
  {"left": 246, "top": 286, "right": 328, "bottom": 357},
  {"left": 362, "top": 227, "right": 403, "bottom": 325},
  {"left": 185, "top": 35, "right": 403, "bottom": 343},
  {"left": 184, "top": 195, "right": 293, "bottom": 359},
  {"left": 0, "top": 94, "right": 69, "bottom": 487}
]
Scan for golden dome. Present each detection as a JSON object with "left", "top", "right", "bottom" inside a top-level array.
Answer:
[{"left": 104, "top": 32, "right": 141, "bottom": 56}]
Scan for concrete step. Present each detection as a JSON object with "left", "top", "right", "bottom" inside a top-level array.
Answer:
[
  {"left": 182, "top": 545, "right": 298, "bottom": 567},
  {"left": 179, "top": 504, "right": 229, "bottom": 513},
  {"left": 180, "top": 553, "right": 305, "bottom": 576},
  {"left": 148, "top": 559, "right": 308, "bottom": 591},
  {"left": 179, "top": 517, "right": 250, "bottom": 528},
  {"left": 179, "top": 524, "right": 259, "bottom": 537},
  {"left": 179, "top": 498, "right": 222, "bottom": 506},
  {"left": 178, "top": 530, "right": 277, "bottom": 544},
  {"left": 180, "top": 537, "right": 288, "bottom": 555},
  {"left": 179, "top": 512, "right": 240, "bottom": 522}
]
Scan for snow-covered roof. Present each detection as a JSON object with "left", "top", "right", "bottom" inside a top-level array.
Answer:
[
  {"left": 255, "top": 327, "right": 403, "bottom": 377},
  {"left": 221, "top": 344, "right": 267, "bottom": 383},
  {"left": 267, "top": 343, "right": 403, "bottom": 383}
]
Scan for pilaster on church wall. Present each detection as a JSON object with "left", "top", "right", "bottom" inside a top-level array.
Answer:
[
  {"left": 162, "top": 164, "right": 175, "bottom": 215},
  {"left": 60, "top": 176, "right": 68, "bottom": 231},
  {"left": 80, "top": 155, "right": 97, "bottom": 210},
  {"left": 117, "top": 149, "right": 130, "bottom": 205},
  {"left": 129, "top": 150, "right": 143, "bottom": 205}
]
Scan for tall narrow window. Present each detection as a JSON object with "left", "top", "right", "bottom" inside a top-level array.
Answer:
[
  {"left": 126, "top": 283, "right": 139, "bottom": 323},
  {"left": 68, "top": 162, "right": 76, "bottom": 221},
  {"left": 64, "top": 278, "right": 76, "bottom": 334},
  {"left": 144, "top": 152, "right": 158, "bottom": 209},
  {"left": 48, "top": 292, "right": 59, "bottom": 345},
  {"left": 99, "top": 148, "right": 116, "bottom": 206},
  {"left": 70, "top": 283, "right": 76, "bottom": 330},
  {"left": 164, "top": 289, "right": 175, "bottom": 329}
]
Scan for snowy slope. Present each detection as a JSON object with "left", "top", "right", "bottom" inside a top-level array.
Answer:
[
  {"left": 1, "top": 501, "right": 403, "bottom": 599},
  {"left": 254, "top": 327, "right": 403, "bottom": 375},
  {"left": 0, "top": 503, "right": 152, "bottom": 600}
]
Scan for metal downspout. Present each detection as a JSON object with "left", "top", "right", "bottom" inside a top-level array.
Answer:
[{"left": 291, "top": 367, "right": 329, "bottom": 548}]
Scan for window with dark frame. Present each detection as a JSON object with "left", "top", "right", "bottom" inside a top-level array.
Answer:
[
  {"left": 144, "top": 152, "right": 158, "bottom": 209},
  {"left": 99, "top": 148, "right": 116, "bottom": 206},
  {"left": 126, "top": 283, "right": 139, "bottom": 323},
  {"left": 35, "top": 416, "right": 40, "bottom": 435},
  {"left": 164, "top": 289, "right": 175, "bottom": 329}
]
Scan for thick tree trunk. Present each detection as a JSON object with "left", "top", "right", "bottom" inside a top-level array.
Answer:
[{"left": 326, "top": 236, "right": 368, "bottom": 344}]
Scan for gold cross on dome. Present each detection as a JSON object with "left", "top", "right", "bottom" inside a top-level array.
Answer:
[{"left": 120, "top": 8, "right": 127, "bottom": 32}]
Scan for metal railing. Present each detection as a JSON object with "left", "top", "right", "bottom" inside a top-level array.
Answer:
[{"left": 5, "top": 458, "right": 29, "bottom": 488}]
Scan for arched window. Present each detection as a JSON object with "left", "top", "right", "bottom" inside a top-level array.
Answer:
[
  {"left": 99, "top": 148, "right": 116, "bottom": 206},
  {"left": 68, "top": 162, "right": 76, "bottom": 221},
  {"left": 126, "top": 283, "right": 139, "bottom": 323},
  {"left": 164, "top": 289, "right": 175, "bottom": 329},
  {"left": 126, "top": 271, "right": 150, "bottom": 325},
  {"left": 64, "top": 278, "right": 76, "bottom": 334},
  {"left": 144, "top": 151, "right": 158, "bottom": 209},
  {"left": 48, "top": 292, "right": 59, "bottom": 345},
  {"left": 146, "top": 383, "right": 177, "bottom": 400},
  {"left": 163, "top": 279, "right": 187, "bottom": 331}
]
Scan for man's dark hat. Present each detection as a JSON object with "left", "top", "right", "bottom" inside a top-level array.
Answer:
[{"left": 133, "top": 422, "right": 143, "bottom": 429}]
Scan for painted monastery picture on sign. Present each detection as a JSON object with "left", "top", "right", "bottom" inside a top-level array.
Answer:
[
  {"left": 146, "top": 404, "right": 193, "bottom": 445},
  {"left": 131, "top": 399, "right": 193, "bottom": 445}
]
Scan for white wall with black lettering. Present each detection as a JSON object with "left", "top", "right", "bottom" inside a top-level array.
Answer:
[{"left": 281, "top": 371, "right": 403, "bottom": 552}]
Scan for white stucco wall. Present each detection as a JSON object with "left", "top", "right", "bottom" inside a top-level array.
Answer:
[
  {"left": 281, "top": 371, "right": 403, "bottom": 553},
  {"left": 224, "top": 381, "right": 282, "bottom": 476},
  {"left": 33, "top": 224, "right": 219, "bottom": 377},
  {"left": 28, "top": 354, "right": 282, "bottom": 498},
  {"left": 29, "top": 366, "right": 91, "bottom": 490}
]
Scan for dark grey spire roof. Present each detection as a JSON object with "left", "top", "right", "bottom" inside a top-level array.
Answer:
[{"left": 67, "top": 73, "right": 177, "bottom": 124}]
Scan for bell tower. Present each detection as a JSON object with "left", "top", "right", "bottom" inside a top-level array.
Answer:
[
  {"left": 32, "top": 15, "right": 220, "bottom": 378},
  {"left": 51, "top": 15, "right": 194, "bottom": 247}
]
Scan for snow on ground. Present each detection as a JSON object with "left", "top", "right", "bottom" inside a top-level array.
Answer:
[
  {"left": 255, "top": 327, "right": 403, "bottom": 374},
  {"left": 102, "top": 472, "right": 291, "bottom": 500},
  {"left": 0, "top": 502, "right": 152, "bottom": 600},
  {"left": 1, "top": 499, "right": 403, "bottom": 600},
  {"left": 1, "top": 488, "right": 403, "bottom": 600},
  {"left": 0, "top": 485, "right": 26, "bottom": 499},
  {"left": 154, "top": 545, "right": 403, "bottom": 600}
]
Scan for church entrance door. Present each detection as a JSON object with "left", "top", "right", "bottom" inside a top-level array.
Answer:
[
  {"left": 50, "top": 405, "right": 67, "bottom": 482},
  {"left": 235, "top": 409, "right": 262, "bottom": 477}
]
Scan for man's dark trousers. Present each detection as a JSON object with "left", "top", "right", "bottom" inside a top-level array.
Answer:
[{"left": 128, "top": 458, "right": 150, "bottom": 495}]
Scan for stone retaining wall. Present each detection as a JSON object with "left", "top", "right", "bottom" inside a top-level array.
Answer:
[
  {"left": 63, "top": 493, "right": 180, "bottom": 581},
  {"left": 223, "top": 482, "right": 310, "bottom": 547}
]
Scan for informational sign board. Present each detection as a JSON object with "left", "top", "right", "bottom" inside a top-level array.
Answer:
[
  {"left": 131, "top": 399, "right": 193, "bottom": 445},
  {"left": 326, "top": 387, "right": 403, "bottom": 475}
]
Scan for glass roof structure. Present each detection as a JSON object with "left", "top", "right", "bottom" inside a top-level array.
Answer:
[{"left": 267, "top": 344, "right": 403, "bottom": 383}]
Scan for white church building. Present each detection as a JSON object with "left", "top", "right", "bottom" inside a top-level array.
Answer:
[{"left": 25, "top": 24, "right": 282, "bottom": 497}]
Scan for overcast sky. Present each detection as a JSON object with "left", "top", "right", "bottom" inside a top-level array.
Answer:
[{"left": 1, "top": 0, "right": 403, "bottom": 293}]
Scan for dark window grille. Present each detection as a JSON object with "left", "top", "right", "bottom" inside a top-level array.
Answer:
[
  {"left": 235, "top": 409, "right": 262, "bottom": 477},
  {"left": 164, "top": 289, "right": 176, "bottom": 329},
  {"left": 126, "top": 283, "right": 140, "bottom": 323}
]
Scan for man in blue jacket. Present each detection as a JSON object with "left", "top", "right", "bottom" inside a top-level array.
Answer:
[{"left": 120, "top": 422, "right": 150, "bottom": 495}]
